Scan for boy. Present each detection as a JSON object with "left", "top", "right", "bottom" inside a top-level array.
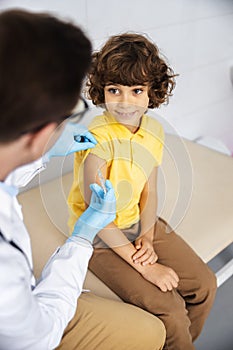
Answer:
[{"left": 68, "top": 33, "right": 217, "bottom": 349}]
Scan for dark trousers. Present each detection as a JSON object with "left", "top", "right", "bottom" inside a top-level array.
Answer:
[{"left": 89, "top": 218, "right": 217, "bottom": 350}]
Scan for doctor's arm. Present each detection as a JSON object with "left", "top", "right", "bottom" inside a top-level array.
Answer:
[
  {"left": 32, "top": 179, "right": 114, "bottom": 348},
  {"left": 0, "top": 178, "right": 114, "bottom": 350},
  {"left": 5, "top": 124, "right": 97, "bottom": 188},
  {"left": 0, "top": 237, "right": 93, "bottom": 350}
]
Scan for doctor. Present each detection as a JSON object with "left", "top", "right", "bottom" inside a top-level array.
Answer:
[{"left": 0, "top": 9, "right": 165, "bottom": 350}]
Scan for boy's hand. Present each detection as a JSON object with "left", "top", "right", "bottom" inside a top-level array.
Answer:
[
  {"left": 141, "top": 263, "right": 179, "bottom": 292},
  {"left": 133, "top": 237, "right": 158, "bottom": 266}
]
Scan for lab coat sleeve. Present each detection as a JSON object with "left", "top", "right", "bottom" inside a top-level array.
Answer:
[{"left": 0, "top": 239, "right": 93, "bottom": 350}]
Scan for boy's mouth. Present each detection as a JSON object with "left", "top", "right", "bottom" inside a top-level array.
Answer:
[{"left": 115, "top": 110, "right": 138, "bottom": 119}]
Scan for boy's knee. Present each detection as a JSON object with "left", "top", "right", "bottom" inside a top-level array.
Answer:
[
  {"left": 199, "top": 264, "right": 217, "bottom": 296},
  {"left": 208, "top": 268, "right": 217, "bottom": 290},
  {"left": 205, "top": 268, "right": 217, "bottom": 306}
]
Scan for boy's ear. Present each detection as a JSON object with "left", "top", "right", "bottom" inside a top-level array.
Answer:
[{"left": 23, "top": 122, "right": 58, "bottom": 159}]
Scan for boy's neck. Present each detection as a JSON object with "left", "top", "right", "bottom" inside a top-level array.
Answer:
[
  {"left": 124, "top": 116, "right": 143, "bottom": 134},
  {"left": 125, "top": 124, "right": 140, "bottom": 134}
]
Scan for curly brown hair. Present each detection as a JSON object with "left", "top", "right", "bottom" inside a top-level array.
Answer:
[{"left": 87, "top": 33, "right": 176, "bottom": 109}]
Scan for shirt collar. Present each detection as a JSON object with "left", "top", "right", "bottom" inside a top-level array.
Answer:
[
  {"left": 136, "top": 115, "right": 148, "bottom": 137},
  {"left": 104, "top": 111, "right": 147, "bottom": 138}
]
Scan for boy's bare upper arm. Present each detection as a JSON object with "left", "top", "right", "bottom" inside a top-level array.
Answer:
[
  {"left": 140, "top": 166, "right": 158, "bottom": 200},
  {"left": 139, "top": 166, "right": 159, "bottom": 237},
  {"left": 83, "top": 153, "right": 107, "bottom": 205}
]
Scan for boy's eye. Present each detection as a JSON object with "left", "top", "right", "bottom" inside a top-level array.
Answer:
[
  {"left": 133, "top": 88, "right": 143, "bottom": 95},
  {"left": 108, "top": 88, "right": 119, "bottom": 94}
]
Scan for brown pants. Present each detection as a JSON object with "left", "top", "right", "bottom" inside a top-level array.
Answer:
[
  {"left": 89, "top": 218, "right": 217, "bottom": 350},
  {"left": 57, "top": 292, "right": 165, "bottom": 350}
]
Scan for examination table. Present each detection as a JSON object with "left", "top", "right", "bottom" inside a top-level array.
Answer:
[{"left": 18, "top": 134, "right": 233, "bottom": 300}]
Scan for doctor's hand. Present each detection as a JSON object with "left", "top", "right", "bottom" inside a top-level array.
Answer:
[
  {"left": 44, "top": 124, "right": 97, "bottom": 160},
  {"left": 69, "top": 180, "right": 116, "bottom": 244}
]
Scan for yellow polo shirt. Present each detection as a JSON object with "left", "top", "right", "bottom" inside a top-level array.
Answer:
[{"left": 68, "top": 111, "right": 164, "bottom": 231}]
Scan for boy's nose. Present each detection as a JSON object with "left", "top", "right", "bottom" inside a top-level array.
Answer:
[{"left": 118, "top": 93, "right": 132, "bottom": 106}]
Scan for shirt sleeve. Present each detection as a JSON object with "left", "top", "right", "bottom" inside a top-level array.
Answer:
[
  {"left": 87, "top": 122, "right": 113, "bottom": 163},
  {"left": 144, "top": 117, "right": 165, "bottom": 167},
  {"left": 0, "top": 239, "right": 92, "bottom": 350},
  {"left": 89, "top": 136, "right": 112, "bottom": 162}
]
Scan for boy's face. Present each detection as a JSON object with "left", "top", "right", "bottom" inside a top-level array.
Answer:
[{"left": 104, "top": 84, "right": 149, "bottom": 130}]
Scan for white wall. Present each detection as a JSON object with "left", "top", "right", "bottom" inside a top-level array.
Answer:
[{"left": 1, "top": 0, "right": 233, "bottom": 187}]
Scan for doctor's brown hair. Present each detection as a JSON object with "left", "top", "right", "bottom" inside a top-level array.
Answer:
[
  {"left": 0, "top": 9, "right": 92, "bottom": 142},
  {"left": 87, "top": 33, "right": 176, "bottom": 108}
]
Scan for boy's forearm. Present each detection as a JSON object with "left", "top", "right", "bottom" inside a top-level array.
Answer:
[
  {"left": 140, "top": 194, "right": 157, "bottom": 243},
  {"left": 139, "top": 167, "right": 158, "bottom": 241},
  {"left": 113, "top": 242, "right": 142, "bottom": 271},
  {"left": 139, "top": 226, "right": 154, "bottom": 242},
  {"left": 97, "top": 223, "right": 130, "bottom": 248},
  {"left": 97, "top": 225, "right": 145, "bottom": 273}
]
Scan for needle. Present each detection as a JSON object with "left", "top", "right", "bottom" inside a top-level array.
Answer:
[{"left": 97, "top": 169, "right": 107, "bottom": 196}]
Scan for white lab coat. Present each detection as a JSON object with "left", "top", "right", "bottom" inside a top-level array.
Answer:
[{"left": 0, "top": 159, "right": 93, "bottom": 350}]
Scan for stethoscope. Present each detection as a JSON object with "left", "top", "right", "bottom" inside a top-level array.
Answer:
[{"left": 0, "top": 230, "right": 34, "bottom": 279}]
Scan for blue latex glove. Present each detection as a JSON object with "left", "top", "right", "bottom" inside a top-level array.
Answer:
[
  {"left": 69, "top": 180, "right": 116, "bottom": 244},
  {"left": 44, "top": 124, "right": 97, "bottom": 160}
]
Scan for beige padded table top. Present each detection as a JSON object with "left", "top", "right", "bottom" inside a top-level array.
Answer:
[{"left": 18, "top": 134, "right": 233, "bottom": 285}]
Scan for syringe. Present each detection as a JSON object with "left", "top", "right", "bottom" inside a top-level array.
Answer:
[{"left": 97, "top": 169, "right": 107, "bottom": 196}]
